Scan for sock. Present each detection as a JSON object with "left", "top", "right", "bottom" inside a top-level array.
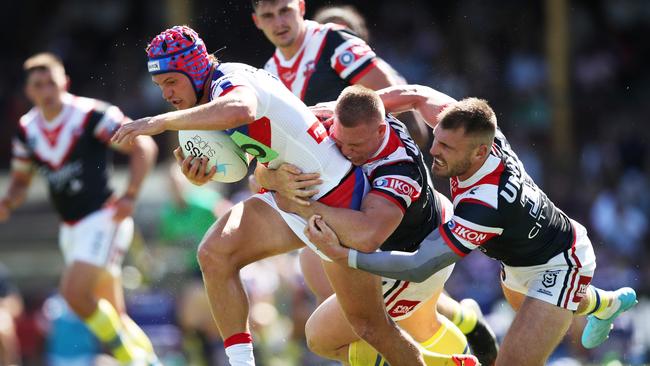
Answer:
[
  {"left": 421, "top": 316, "right": 468, "bottom": 355},
  {"left": 122, "top": 314, "right": 155, "bottom": 354},
  {"left": 84, "top": 299, "right": 143, "bottom": 362},
  {"left": 451, "top": 303, "right": 478, "bottom": 335},
  {"left": 578, "top": 286, "right": 619, "bottom": 319},
  {"left": 224, "top": 332, "right": 255, "bottom": 366}
]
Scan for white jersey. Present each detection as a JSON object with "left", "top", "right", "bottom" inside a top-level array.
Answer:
[{"left": 209, "top": 62, "right": 352, "bottom": 199}]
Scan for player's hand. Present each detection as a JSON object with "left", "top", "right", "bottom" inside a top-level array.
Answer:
[
  {"left": 0, "top": 199, "right": 11, "bottom": 222},
  {"left": 275, "top": 192, "right": 309, "bottom": 217},
  {"left": 272, "top": 163, "right": 321, "bottom": 206},
  {"left": 310, "top": 101, "right": 336, "bottom": 122},
  {"left": 174, "top": 147, "right": 216, "bottom": 186},
  {"left": 112, "top": 195, "right": 135, "bottom": 222},
  {"left": 305, "top": 215, "right": 349, "bottom": 265},
  {"left": 111, "top": 116, "right": 166, "bottom": 145}
]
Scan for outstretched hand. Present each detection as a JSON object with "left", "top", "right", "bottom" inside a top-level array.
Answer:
[
  {"left": 304, "top": 215, "right": 350, "bottom": 265},
  {"left": 111, "top": 116, "right": 166, "bottom": 145},
  {"left": 273, "top": 163, "right": 321, "bottom": 206}
]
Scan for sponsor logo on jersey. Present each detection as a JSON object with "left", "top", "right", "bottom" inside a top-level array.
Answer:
[
  {"left": 374, "top": 176, "right": 420, "bottom": 202},
  {"left": 573, "top": 275, "right": 592, "bottom": 302},
  {"left": 339, "top": 51, "right": 355, "bottom": 66},
  {"left": 537, "top": 288, "right": 553, "bottom": 297},
  {"left": 147, "top": 60, "right": 160, "bottom": 72},
  {"left": 307, "top": 121, "right": 328, "bottom": 144},
  {"left": 447, "top": 219, "right": 494, "bottom": 246},
  {"left": 388, "top": 300, "right": 420, "bottom": 317},
  {"left": 542, "top": 270, "right": 561, "bottom": 288}
]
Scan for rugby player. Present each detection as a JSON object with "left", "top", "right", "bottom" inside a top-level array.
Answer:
[
  {"left": 0, "top": 53, "right": 158, "bottom": 365},
  {"left": 306, "top": 85, "right": 638, "bottom": 366},
  {"left": 112, "top": 26, "right": 476, "bottom": 366},
  {"left": 257, "top": 85, "right": 476, "bottom": 365}
]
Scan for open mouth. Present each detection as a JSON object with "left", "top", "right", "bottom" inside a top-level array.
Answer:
[{"left": 434, "top": 157, "right": 447, "bottom": 168}]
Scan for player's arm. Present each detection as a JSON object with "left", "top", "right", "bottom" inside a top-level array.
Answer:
[
  {"left": 0, "top": 170, "right": 33, "bottom": 222},
  {"left": 288, "top": 193, "right": 403, "bottom": 253},
  {"left": 254, "top": 163, "right": 322, "bottom": 204},
  {"left": 377, "top": 85, "right": 457, "bottom": 128},
  {"left": 112, "top": 87, "right": 258, "bottom": 144},
  {"left": 305, "top": 215, "right": 461, "bottom": 282},
  {"left": 353, "top": 59, "right": 398, "bottom": 90}
]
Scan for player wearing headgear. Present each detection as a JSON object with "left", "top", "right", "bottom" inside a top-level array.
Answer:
[
  {"left": 113, "top": 26, "right": 478, "bottom": 366},
  {"left": 0, "top": 53, "right": 159, "bottom": 365},
  {"left": 306, "top": 85, "right": 638, "bottom": 366}
]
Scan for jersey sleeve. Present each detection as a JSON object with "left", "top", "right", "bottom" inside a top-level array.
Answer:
[
  {"left": 368, "top": 163, "right": 422, "bottom": 214},
  {"left": 439, "top": 201, "right": 503, "bottom": 257},
  {"left": 211, "top": 71, "right": 272, "bottom": 120},
  {"left": 11, "top": 126, "right": 34, "bottom": 173},
  {"left": 327, "top": 29, "right": 378, "bottom": 83},
  {"left": 93, "top": 104, "right": 130, "bottom": 144}
]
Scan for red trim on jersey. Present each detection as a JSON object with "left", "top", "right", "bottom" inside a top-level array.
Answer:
[
  {"left": 224, "top": 332, "right": 253, "bottom": 348},
  {"left": 318, "top": 168, "right": 356, "bottom": 208},
  {"left": 299, "top": 30, "right": 329, "bottom": 100},
  {"left": 458, "top": 197, "right": 496, "bottom": 209},
  {"left": 248, "top": 117, "right": 272, "bottom": 150},
  {"left": 439, "top": 225, "right": 468, "bottom": 257},
  {"left": 385, "top": 281, "right": 410, "bottom": 307},
  {"left": 350, "top": 59, "right": 378, "bottom": 84},
  {"left": 219, "top": 84, "right": 241, "bottom": 97},
  {"left": 365, "top": 127, "right": 404, "bottom": 164},
  {"left": 32, "top": 109, "right": 95, "bottom": 170},
  {"left": 274, "top": 48, "right": 307, "bottom": 91},
  {"left": 368, "top": 190, "right": 406, "bottom": 214},
  {"left": 451, "top": 160, "right": 505, "bottom": 199}
]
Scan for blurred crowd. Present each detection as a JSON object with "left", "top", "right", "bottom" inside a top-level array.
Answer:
[{"left": 1, "top": 0, "right": 648, "bottom": 365}]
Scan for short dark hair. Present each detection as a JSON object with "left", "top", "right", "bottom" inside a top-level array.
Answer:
[
  {"left": 313, "top": 5, "right": 369, "bottom": 42},
  {"left": 251, "top": 0, "right": 279, "bottom": 10},
  {"left": 335, "top": 85, "right": 385, "bottom": 128},
  {"left": 23, "top": 52, "right": 65, "bottom": 77},
  {"left": 438, "top": 98, "right": 496, "bottom": 145}
]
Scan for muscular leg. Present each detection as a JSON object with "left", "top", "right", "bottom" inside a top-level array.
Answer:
[
  {"left": 399, "top": 291, "right": 444, "bottom": 343},
  {"left": 305, "top": 294, "right": 360, "bottom": 363},
  {"left": 321, "top": 261, "right": 426, "bottom": 366},
  {"left": 197, "top": 198, "right": 305, "bottom": 339},
  {"left": 299, "top": 248, "right": 334, "bottom": 304},
  {"left": 498, "top": 286, "right": 573, "bottom": 366},
  {"left": 60, "top": 261, "right": 105, "bottom": 317}
]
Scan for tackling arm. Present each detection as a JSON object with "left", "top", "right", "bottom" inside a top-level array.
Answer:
[
  {"left": 377, "top": 85, "right": 457, "bottom": 128},
  {"left": 0, "top": 170, "right": 33, "bottom": 222},
  {"left": 351, "top": 228, "right": 462, "bottom": 282}
]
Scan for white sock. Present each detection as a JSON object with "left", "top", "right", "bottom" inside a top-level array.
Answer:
[{"left": 225, "top": 343, "right": 255, "bottom": 366}]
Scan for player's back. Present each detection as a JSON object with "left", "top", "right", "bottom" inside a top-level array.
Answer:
[{"left": 211, "top": 62, "right": 352, "bottom": 198}]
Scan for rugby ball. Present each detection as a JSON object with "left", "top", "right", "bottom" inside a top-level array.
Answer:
[{"left": 178, "top": 130, "right": 248, "bottom": 183}]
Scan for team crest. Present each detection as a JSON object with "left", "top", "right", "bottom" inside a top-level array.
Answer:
[{"left": 542, "top": 270, "right": 561, "bottom": 288}]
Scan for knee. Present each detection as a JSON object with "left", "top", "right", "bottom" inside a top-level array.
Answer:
[
  {"left": 347, "top": 315, "right": 382, "bottom": 344},
  {"left": 60, "top": 276, "right": 91, "bottom": 311},
  {"left": 196, "top": 234, "right": 239, "bottom": 277}
]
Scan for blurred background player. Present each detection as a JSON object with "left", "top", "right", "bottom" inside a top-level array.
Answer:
[
  {"left": 256, "top": 85, "right": 475, "bottom": 365},
  {"left": 0, "top": 53, "right": 158, "bottom": 365},
  {"left": 113, "top": 25, "right": 476, "bottom": 366}
]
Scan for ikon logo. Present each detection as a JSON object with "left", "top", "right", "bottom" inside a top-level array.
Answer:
[
  {"left": 374, "top": 177, "right": 419, "bottom": 199},
  {"left": 448, "top": 220, "right": 493, "bottom": 245},
  {"left": 388, "top": 300, "right": 420, "bottom": 317}
]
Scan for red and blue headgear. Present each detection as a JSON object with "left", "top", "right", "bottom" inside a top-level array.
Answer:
[{"left": 146, "top": 25, "right": 213, "bottom": 99}]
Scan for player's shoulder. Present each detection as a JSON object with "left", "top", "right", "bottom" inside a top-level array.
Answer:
[
  {"left": 452, "top": 155, "right": 506, "bottom": 210},
  {"left": 18, "top": 107, "right": 39, "bottom": 130}
]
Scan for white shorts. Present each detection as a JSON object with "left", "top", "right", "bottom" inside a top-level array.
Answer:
[
  {"left": 254, "top": 166, "right": 370, "bottom": 262},
  {"left": 59, "top": 207, "right": 134, "bottom": 276},
  {"left": 253, "top": 192, "right": 332, "bottom": 261},
  {"left": 501, "top": 220, "right": 596, "bottom": 311},
  {"left": 383, "top": 263, "right": 454, "bottom": 321}
]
